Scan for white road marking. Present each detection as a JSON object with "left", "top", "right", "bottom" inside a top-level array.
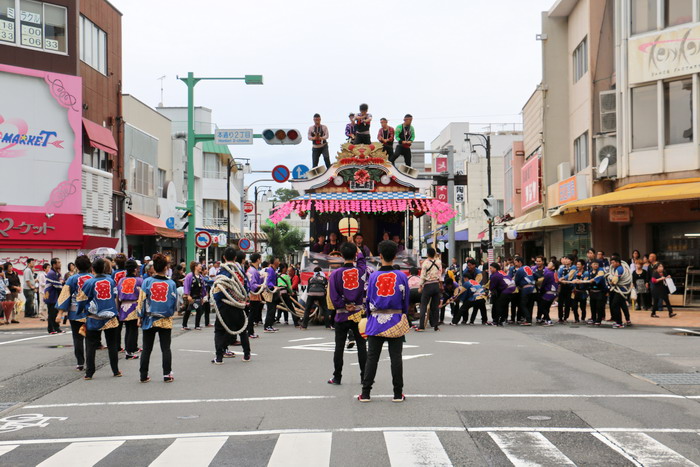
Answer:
[
  {"left": 177, "top": 349, "right": 258, "bottom": 356},
  {"left": 472, "top": 427, "right": 700, "bottom": 433},
  {"left": 0, "top": 445, "right": 18, "bottom": 457},
  {"left": 25, "top": 395, "right": 334, "bottom": 409},
  {"left": 284, "top": 341, "right": 418, "bottom": 353},
  {"left": 489, "top": 431, "right": 576, "bottom": 466},
  {"left": 363, "top": 393, "right": 696, "bottom": 400},
  {"left": 435, "top": 340, "right": 480, "bottom": 345},
  {"left": 149, "top": 436, "right": 227, "bottom": 467},
  {"left": 384, "top": 430, "right": 452, "bottom": 466},
  {"left": 595, "top": 432, "right": 698, "bottom": 466},
  {"left": 37, "top": 440, "right": 124, "bottom": 467},
  {"left": 0, "top": 332, "right": 72, "bottom": 346},
  {"left": 267, "top": 432, "right": 332, "bottom": 467},
  {"left": 592, "top": 432, "right": 646, "bottom": 466},
  {"left": 287, "top": 337, "right": 325, "bottom": 342},
  {"left": 351, "top": 353, "right": 432, "bottom": 365}
]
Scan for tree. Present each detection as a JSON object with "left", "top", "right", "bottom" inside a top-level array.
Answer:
[
  {"left": 273, "top": 188, "right": 300, "bottom": 202},
  {"left": 261, "top": 221, "right": 304, "bottom": 261}
]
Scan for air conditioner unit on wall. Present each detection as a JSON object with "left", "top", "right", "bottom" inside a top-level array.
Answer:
[
  {"left": 594, "top": 135, "right": 617, "bottom": 180},
  {"left": 557, "top": 162, "right": 571, "bottom": 182},
  {"left": 599, "top": 90, "right": 617, "bottom": 133}
]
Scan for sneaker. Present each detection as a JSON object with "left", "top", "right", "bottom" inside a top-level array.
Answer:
[
  {"left": 125, "top": 354, "right": 140, "bottom": 360},
  {"left": 594, "top": 322, "right": 602, "bottom": 326},
  {"left": 651, "top": 314, "right": 659, "bottom": 318},
  {"left": 357, "top": 394, "right": 371, "bottom": 403},
  {"left": 119, "top": 348, "right": 125, "bottom": 353},
  {"left": 449, "top": 323, "right": 458, "bottom": 326},
  {"left": 83, "top": 375, "right": 92, "bottom": 380},
  {"left": 626, "top": 321, "right": 633, "bottom": 326},
  {"left": 224, "top": 350, "right": 236, "bottom": 358},
  {"left": 232, "top": 341, "right": 242, "bottom": 346},
  {"left": 206, "top": 324, "right": 214, "bottom": 327},
  {"left": 612, "top": 323, "right": 625, "bottom": 329},
  {"left": 10, "top": 320, "right": 19, "bottom": 324},
  {"left": 669, "top": 313, "right": 677, "bottom": 318},
  {"left": 520, "top": 322, "right": 532, "bottom": 326},
  {"left": 249, "top": 334, "right": 260, "bottom": 339},
  {"left": 211, "top": 358, "right": 223, "bottom": 365},
  {"left": 392, "top": 394, "right": 406, "bottom": 403},
  {"left": 49, "top": 331, "right": 57, "bottom": 335},
  {"left": 264, "top": 327, "right": 278, "bottom": 333},
  {"left": 414, "top": 328, "right": 425, "bottom": 332},
  {"left": 182, "top": 327, "right": 191, "bottom": 331},
  {"left": 543, "top": 321, "right": 554, "bottom": 326},
  {"left": 327, "top": 378, "right": 341, "bottom": 385},
  {"left": 76, "top": 365, "right": 84, "bottom": 371},
  {"left": 242, "top": 354, "right": 251, "bottom": 362},
  {"left": 113, "top": 371, "right": 122, "bottom": 377},
  {"left": 347, "top": 341, "right": 355, "bottom": 349},
  {"left": 140, "top": 377, "right": 150, "bottom": 383},
  {"left": 164, "top": 373, "right": 174, "bottom": 383},
  {"left": 194, "top": 327, "right": 202, "bottom": 330}
]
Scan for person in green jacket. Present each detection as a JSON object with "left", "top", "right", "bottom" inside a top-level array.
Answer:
[
  {"left": 392, "top": 114, "right": 415, "bottom": 167},
  {"left": 276, "top": 263, "right": 300, "bottom": 326}
]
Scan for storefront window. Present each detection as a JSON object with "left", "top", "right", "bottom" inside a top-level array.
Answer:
[
  {"left": 665, "top": 0, "right": 692, "bottom": 28},
  {"left": 632, "top": 84, "right": 658, "bottom": 149},
  {"left": 631, "top": 0, "right": 658, "bottom": 35},
  {"left": 653, "top": 221, "right": 700, "bottom": 294},
  {"left": 563, "top": 224, "right": 590, "bottom": 256},
  {"left": 0, "top": 0, "right": 66, "bottom": 52},
  {"left": 664, "top": 78, "right": 693, "bottom": 145}
]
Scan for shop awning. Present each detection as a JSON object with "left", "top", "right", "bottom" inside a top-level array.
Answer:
[
  {"left": 126, "top": 212, "right": 184, "bottom": 238},
  {"left": 82, "top": 118, "right": 118, "bottom": 155},
  {"left": 505, "top": 209, "right": 589, "bottom": 233},
  {"left": 504, "top": 209, "right": 544, "bottom": 233},
  {"left": 437, "top": 230, "right": 469, "bottom": 242},
  {"left": 81, "top": 235, "right": 119, "bottom": 250},
  {"left": 560, "top": 180, "right": 700, "bottom": 213}
]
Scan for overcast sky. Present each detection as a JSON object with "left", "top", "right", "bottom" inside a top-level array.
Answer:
[{"left": 112, "top": 0, "right": 554, "bottom": 187}]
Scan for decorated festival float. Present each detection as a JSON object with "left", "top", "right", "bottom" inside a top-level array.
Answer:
[{"left": 268, "top": 142, "right": 457, "bottom": 285}]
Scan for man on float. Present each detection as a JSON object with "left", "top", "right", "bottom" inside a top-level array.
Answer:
[
  {"left": 308, "top": 113, "right": 331, "bottom": 169},
  {"left": 353, "top": 103, "right": 372, "bottom": 145},
  {"left": 377, "top": 118, "right": 395, "bottom": 160},
  {"left": 392, "top": 114, "right": 415, "bottom": 167}
]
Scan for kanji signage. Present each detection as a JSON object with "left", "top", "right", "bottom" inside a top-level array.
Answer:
[
  {"left": 558, "top": 176, "right": 578, "bottom": 205},
  {"left": 521, "top": 157, "right": 540, "bottom": 211},
  {"left": 436, "top": 186, "right": 448, "bottom": 203}
]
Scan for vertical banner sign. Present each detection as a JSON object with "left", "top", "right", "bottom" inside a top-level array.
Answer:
[
  {"left": 521, "top": 157, "right": 541, "bottom": 211},
  {"left": 436, "top": 186, "right": 448, "bottom": 203},
  {"left": 435, "top": 157, "right": 447, "bottom": 173}
]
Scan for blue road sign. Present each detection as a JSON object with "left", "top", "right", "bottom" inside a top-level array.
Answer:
[
  {"left": 292, "top": 164, "right": 309, "bottom": 179},
  {"left": 166, "top": 217, "right": 175, "bottom": 229},
  {"left": 238, "top": 238, "right": 251, "bottom": 251},
  {"left": 272, "top": 165, "right": 290, "bottom": 183}
]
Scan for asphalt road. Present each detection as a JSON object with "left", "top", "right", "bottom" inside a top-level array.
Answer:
[{"left": 0, "top": 317, "right": 699, "bottom": 466}]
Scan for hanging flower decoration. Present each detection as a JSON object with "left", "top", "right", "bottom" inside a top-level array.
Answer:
[{"left": 354, "top": 169, "right": 370, "bottom": 185}]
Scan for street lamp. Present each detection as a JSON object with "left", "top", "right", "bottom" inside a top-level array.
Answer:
[
  {"left": 465, "top": 132, "right": 492, "bottom": 256},
  {"left": 179, "top": 72, "right": 263, "bottom": 264}
]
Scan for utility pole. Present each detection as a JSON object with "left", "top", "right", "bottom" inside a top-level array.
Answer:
[
  {"left": 465, "top": 133, "right": 493, "bottom": 255},
  {"left": 446, "top": 145, "right": 456, "bottom": 262}
]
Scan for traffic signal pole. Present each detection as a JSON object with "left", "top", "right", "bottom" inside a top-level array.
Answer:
[{"left": 446, "top": 145, "right": 456, "bottom": 263}]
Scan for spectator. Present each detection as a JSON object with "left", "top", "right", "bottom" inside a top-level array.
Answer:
[
  {"left": 632, "top": 260, "right": 650, "bottom": 312},
  {"left": 651, "top": 263, "right": 676, "bottom": 318},
  {"left": 44, "top": 258, "right": 64, "bottom": 333},
  {"left": 23, "top": 258, "right": 37, "bottom": 318}
]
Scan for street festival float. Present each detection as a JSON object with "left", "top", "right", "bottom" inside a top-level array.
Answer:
[{"left": 268, "top": 143, "right": 457, "bottom": 289}]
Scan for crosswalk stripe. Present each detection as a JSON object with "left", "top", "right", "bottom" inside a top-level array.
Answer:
[
  {"left": 384, "top": 430, "right": 452, "bottom": 466},
  {"left": 37, "top": 441, "right": 124, "bottom": 467},
  {"left": 0, "top": 445, "right": 18, "bottom": 457},
  {"left": 488, "top": 431, "right": 576, "bottom": 466},
  {"left": 267, "top": 432, "right": 332, "bottom": 467},
  {"left": 149, "top": 436, "right": 228, "bottom": 467},
  {"left": 595, "top": 432, "right": 698, "bottom": 467}
]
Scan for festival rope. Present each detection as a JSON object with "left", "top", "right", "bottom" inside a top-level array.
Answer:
[
  {"left": 208, "top": 263, "right": 249, "bottom": 336},
  {"left": 605, "top": 260, "right": 633, "bottom": 296}
]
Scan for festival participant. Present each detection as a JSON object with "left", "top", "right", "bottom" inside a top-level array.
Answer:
[
  {"left": 328, "top": 242, "right": 367, "bottom": 385},
  {"left": 137, "top": 253, "right": 177, "bottom": 382},
  {"left": 488, "top": 262, "right": 516, "bottom": 326},
  {"left": 512, "top": 256, "right": 535, "bottom": 325},
  {"left": 585, "top": 260, "right": 606, "bottom": 325},
  {"left": 571, "top": 259, "right": 589, "bottom": 323},
  {"left": 117, "top": 260, "right": 142, "bottom": 359},
  {"left": 392, "top": 114, "right": 415, "bottom": 166},
  {"left": 377, "top": 118, "right": 395, "bottom": 160},
  {"left": 323, "top": 232, "right": 341, "bottom": 255},
  {"left": 440, "top": 276, "right": 456, "bottom": 325},
  {"left": 651, "top": 263, "right": 677, "bottom": 318},
  {"left": 556, "top": 255, "right": 576, "bottom": 323},
  {"left": 140, "top": 256, "right": 151, "bottom": 277},
  {"left": 359, "top": 240, "right": 409, "bottom": 403},
  {"left": 276, "top": 263, "right": 299, "bottom": 326},
  {"left": 585, "top": 248, "right": 596, "bottom": 273},
  {"left": 81, "top": 258, "right": 121, "bottom": 380},
  {"left": 417, "top": 248, "right": 442, "bottom": 332},
  {"left": 263, "top": 257, "right": 281, "bottom": 333},
  {"left": 596, "top": 251, "right": 610, "bottom": 271},
  {"left": 56, "top": 255, "right": 93, "bottom": 371},
  {"left": 211, "top": 248, "right": 251, "bottom": 364},
  {"left": 345, "top": 113, "right": 356, "bottom": 142},
  {"left": 308, "top": 113, "right": 331, "bottom": 169},
  {"left": 310, "top": 234, "right": 326, "bottom": 254},
  {"left": 391, "top": 234, "right": 405, "bottom": 253},
  {"left": 44, "top": 258, "right": 64, "bottom": 333},
  {"left": 457, "top": 275, "right": 488, "bottom": 325},
  {"left": 606, "top": 256, "right": 631, "bottom": 328},
  {"left": 112, "top": 254, "right": 127, "bottom": 285},
  {"left": 353, "top": 233, "right": 371, "bottom": 258},
  {"left": 302, "top": 267, "right": 330, "bottom": 329},
  {"left": 246, "top": 253, "right": 264, "bottom": 337},
  {"left": 182, "top": 261, "right": 208, "bottom": 330},
  {"left": 353, "top": 103, "right": 372, "bottom": 144},
  {"left": 535, "top": 257, "right": 557, "bottom": 326}
]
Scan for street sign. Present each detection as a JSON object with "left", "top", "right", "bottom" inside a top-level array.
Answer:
[
  {"left": 215, "top": 129, "right": 254, "bottom": 145},
  {"left": 165, "top": 217, "right": 175, "bottom": 229},
  {"left": 435, "top": 157, "right": 447, "bottom": 173},
  {"left": 243, "top": 201, "right": 255, "bottom": 214},
  {"left": 292, "top": 164, "right": 309, "bottom": 179},
  {"left": 493, "top": 227, "right": 505, "bottom": 246},
  {"left": 238, "top": 238, "right": 251, "bottom": 251},
  {"left": 436, "top": 186, "right": 448, "bottom": 203},
  {"left": 195, "top": 231, "right": 212, "bottom": 248},
  {"left": 272, "top": 165, "right": 290, "bottom": 183}
]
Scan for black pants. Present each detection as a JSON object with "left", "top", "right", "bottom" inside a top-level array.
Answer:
[
  {"left": 362, "top": 335, "right": 403, "bottom": 397},
  {"left": 250, "top": 300, "right": 264, "bottom": 324},
  {"left": 47, "top": 303, "right": 60, "bottom": 333},
  {"left": 247, "top": 302, "right": 261, "bottom": 335},
  {"left": 277, "top": 293, "right": 299, "bottom": 325},
  {"left": 571, "top": 294, "right": 586, "bottom": 321},
  {"left": 140, "top": 327, "right": 172, "bottom": 380},
  {"left": 85, "top": 327, "right": 120, "bottom": 378},
  {"left": 354, "top": 134, "right": 371, "bottom": 145},
  {"left": 492, "top": 294, "right": 510, "bottom": 325},
  {"left": 589, "top": 292, "right": 605, "bottom": 323},
  {"left": 536, "top": 298, "right": 553, "bottom": 322},
  {"left": 636, "top": 292, "right": 650, "bottom": 310},
  {"left": 264, "top": 294, "right": 280, "bottom": 328},
  {"left": 469, "top": 300, "right": 488, "bottom": 324},
  {"left": 312, "top": 145, "right": 331, "bottom": 168},
  {"left": 419, "top": 282, "right": 441, "bottom": 329},
  {"left": 610, "top": 292, "right": 629, "bottom": 325},
  {"left": 70, "top": 320, "right": 85, "bottom": 366},
  {"left": 122, "top": 319, "right": 139, "bottom": 354},
  {"left": 509, "top": 293, "right": 519, "bottom": 321},
  {"left": 303, "top": 295, "right": 329, "bottom": 328},
  {"left": 452, "top": 300, "right": 467, "bottom": 324},
  {"left": 557, "top": 287, "right": 572, "bottom": 321},
  {"left": 195, "top": 301, "right": 210, "bottom": 328},
  {"left": 519, "top": 292, "right": 535, "bottom": 323},
  {"left": 382, "top": 144, "right": 394, "bottom": 161},
  {"left": 653, "top": 293, "right": 673, "bottom": 315},
  {"left": 392, "top": 144, "right": 412, "bottom": 166},
  {"left": 333, "top": 320, "right": 367, "bottom": 382},
  {"left": 215, "top": 304, "right": 250, "bottom": 359},
  {"left": 182, "top": 300, "right": 203, "bottom": 328}
]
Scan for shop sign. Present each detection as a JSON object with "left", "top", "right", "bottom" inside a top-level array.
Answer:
[
  {"left": 609, "top": 207, "right": 631, "bottom": 223},
  {"left": 493, "top": 227, "right": 505, "bottom": 246},
  {"left": 574, "top": 223, "right": 588, "bottom": 235},
  {"left": 558, "top": 176, "right": 578, "bottom": 204},
  {"left": 0, "top": 251, "right": 53, "bottom": 272},
  {"left": 211, "top": 233, "right": 227, "bottom": 247},
  {"left": 435, "top": 156, "right": 447, "bottom": 173},
  {"left": 521, "top": 156, "right": 540, "bottom": 211},
  {"left": 436, "top": 186, "right": 448, "bottom": 203},
  {"left": 628, "top": 24, "right": 700, "bottom": 85}
]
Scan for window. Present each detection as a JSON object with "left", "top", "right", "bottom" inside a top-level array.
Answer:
[
  {"left": 82, "top": 146, "right": 109, "bottom": 171},
  {"left": 133, "top": 159, "right": 154, "bottom": 196},
  {"left": 632, "top": 84, "right": 658, "bottom": 149},
  {"left": 665, "top": 0, "right": 692, "bottom": 28},
  {"left": 664, "top": 78, "right": 693, "bottom": 145},
  {"left": 79, "top": 15, "right": 107, "bottom": 75},
  {"left": 574, "top": 132, "right": 589, "bottom": 173},
  {"left": 203, "top": 153, "right": 225, "bottom": 179},
  {"left": 631, "top": 0, "right": 658, "bottom": 34},
  {"left": 157, "top": 169, "right": 166, "bottom": 198},
  {"left": 0, "top": 0, "right": 66, "bottom": 53},
  {"left": 573, "top": 38, "right": 588, "bottom": 83}
]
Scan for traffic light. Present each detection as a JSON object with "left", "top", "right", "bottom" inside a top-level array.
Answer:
[
  {"left": 480, "top": 239, "right": 489, "bottom": 252},
  {"left": 262, "top": 129, "right": 302, "bottom": 145},
  {"left": 483, "top": 196, "right": 496, "bottom": 218},
  {"left": 176, "top": 208, "right": 191, "bottom": 230}
]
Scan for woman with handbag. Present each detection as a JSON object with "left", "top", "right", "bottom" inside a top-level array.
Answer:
[{"left": 651, "top": 263, "right": 677, "bottom": 318}]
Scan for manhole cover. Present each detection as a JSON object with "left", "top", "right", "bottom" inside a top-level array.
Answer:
[{"left": 639, "top": 373, "right": 700, "bottom": 385}]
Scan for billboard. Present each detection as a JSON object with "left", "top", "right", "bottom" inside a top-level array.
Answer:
[
  {"left": 0, "top": 64, "right": 83, "bottom": 249},
  {"left": 520, "top": 156, "right": 540, "bottom": 211}
]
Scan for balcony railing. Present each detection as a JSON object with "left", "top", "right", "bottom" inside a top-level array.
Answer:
[{"left": 203, "top": 170, "right": 227, "bottom": 180}]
